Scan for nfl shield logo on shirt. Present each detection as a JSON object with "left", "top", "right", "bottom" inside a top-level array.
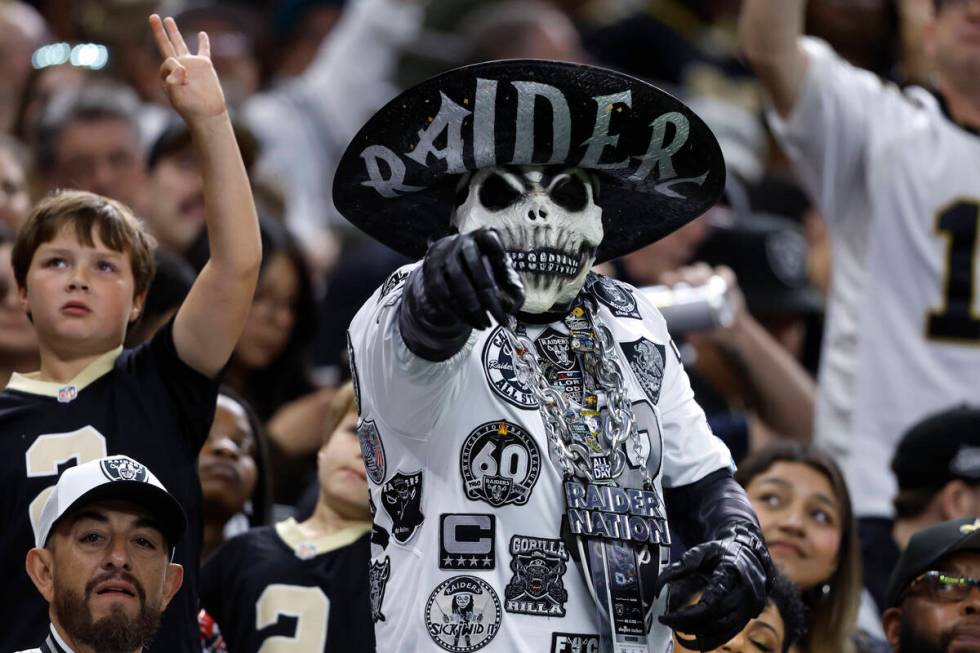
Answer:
[{"left": 57, "top": 384, "right": 77, "bottom": 403}]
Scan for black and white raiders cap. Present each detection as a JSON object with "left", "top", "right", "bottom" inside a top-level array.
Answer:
[{"left": 34, "top": 455, "right": 186, "bottom": 550}]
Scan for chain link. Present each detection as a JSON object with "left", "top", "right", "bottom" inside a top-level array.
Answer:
[{"left": 500, "top": 302, "right": 651, "bottom": 485}]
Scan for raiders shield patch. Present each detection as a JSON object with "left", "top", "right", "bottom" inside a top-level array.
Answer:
[
  {"left": 460, "top": 421, "right": 540, "bottom": 507},
  {"left": 369, "top": 556, "right": 391, "bottom": 623},
  {"left": 482, "top": 327, "right": 537, "bottom": 409},
  {"left": 425, "top": 576, "right": 502, "bottom": 652},
  {"left": 440, "top": 514, "right": 496, "bottom": 570},
  {"left": 588, "top": 275, "right": 641, "bottom": 319},
  {"left": 100, "top": 457, "right": 148, "bottom": 483},
  {"left": 379, "top": 268, "right": 409, "bottom": 300},
  {"left": 551, "top": 633, "right": 600, "bottom": 653},
  {"left": 357, "top": 419, "right": 387, "bottom": 485},
  {"left": 381, "top": 470, "right": 425, "bottom": 544},
  {"left": 534, "top": 327, "right": 575, "bottom": 370},
  {"left": 504, "top": 535, "right": 569, "bottom": 617},
  {"left": 619, "top": 338, "right": 666, "bottom": 405}
]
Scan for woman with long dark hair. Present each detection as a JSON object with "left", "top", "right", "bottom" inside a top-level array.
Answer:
[{"left": 736, "top": 442, "right": 887, "bottom": 653}]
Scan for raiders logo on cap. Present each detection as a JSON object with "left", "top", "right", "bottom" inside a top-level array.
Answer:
[
  {"left": 482, "top": 328, "right": 537, "bottom": 409},
  {"left": 587, "top": 273, "right": 641, "bottom": 319},
  {"left": 425, "top": 575, "right": 502, "bottom": 652},
  {"left": 504, "top": 535, "right": 569, "bottom": 617},
  {"left": 460, "top": 421, "right": 541, "bottom": 507},
  {"left": 357, "top": 419, "right": 387, "bottom": 485},
  {"left": 381, "top": 470, "right": 425, "bottom": 544},
  {"left": 369, "top": 556, "right": 391, "bottom": 623},
  {"left": 100, "top": 457, "right": 149, "bottom": 483},
  {"left": 619, "top": 338, "right": 666, "bottom": 405}
]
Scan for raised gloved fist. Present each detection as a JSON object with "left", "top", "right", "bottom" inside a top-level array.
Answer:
[
  {"left": 399, "top": 228, "right": 525, "bottom": 361},
  {"left": 655, "top": 523, "right": 772, "bottom": 651}
]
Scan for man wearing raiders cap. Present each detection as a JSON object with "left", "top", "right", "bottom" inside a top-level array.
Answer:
[
  {"left": 17, "top": 455, "right": 185, "bottom": 653},
  {"left": 892, "top": 406, "right": 980, "bottom": 552},
  {"left": 339, "top": 59, "right": 773, "bottom": 652},
  {"left": 883, "top": 517, "right": 980, "bottom": 653}
]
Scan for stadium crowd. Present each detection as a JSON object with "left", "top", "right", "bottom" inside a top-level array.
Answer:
[{"left": 1, "top": 0, "right": 980, "bottom": 651}]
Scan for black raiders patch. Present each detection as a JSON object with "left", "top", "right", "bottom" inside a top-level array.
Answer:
[
  {"left": 381, "top": 470, "right": 425, "bottom": 544},
  {"left": 425, "top": 576, "right": 501, "bottom": 652},
  {"left": 460, "top": 421, "right": 540, "bottom": 507},
  {"left": 440, "top": 514, "right": 495, "bottom": 570},
  {"left": 357, "top": 419, "right": 386, "bottom": 485},
  {"left": 379, "top": 268, "right": 410, "bottom": 300},
  {"left": 504, "top": 535, "right": 569, "bottom": 617},
  {"left": 589, "top": 274, "right": 641, "bottom": 319},
  {"left": 534, "top": 327, "right": 575, "bottom": 371},
  {"left": 346, "top": 331, "right": 361, "bottom": 415},
  {"left": 369, "top": 556, "right": 390, "bottom": 623},
  {"left": 370, "top": 496, "right": 390, "bottom": 550},
  {"left": 551, "top": 633, "right": 600, "bottom": 653},
  {"left": 482, "top": 327, "right": 537, "bottom": 409},
  {"left": 619, "top": 338, "right": 666, "bottom": 405}
]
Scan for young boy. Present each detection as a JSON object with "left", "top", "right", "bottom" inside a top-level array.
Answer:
[
  {"left": 198, "top": 383, "right": 376, "bottom": 653},
  {"left": 0, "top": 15, "right": 261, "bottom": 653}
]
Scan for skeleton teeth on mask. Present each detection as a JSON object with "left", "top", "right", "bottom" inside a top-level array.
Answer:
[{"left": 453, "top": 165, "right": 603, "bottom": 313}]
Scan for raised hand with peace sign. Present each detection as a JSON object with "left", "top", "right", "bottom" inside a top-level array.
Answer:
[{"left": 149, "top": 14, "right": 227, "bottom": 122}]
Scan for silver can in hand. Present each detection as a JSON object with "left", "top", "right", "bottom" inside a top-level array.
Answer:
[{"left": 640, "top": 275, "right": 735, "bottom": 334}]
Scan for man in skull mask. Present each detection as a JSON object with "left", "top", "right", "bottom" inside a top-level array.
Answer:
[{"left": 337, "top": 60, "right": 773, "bottom": 652}]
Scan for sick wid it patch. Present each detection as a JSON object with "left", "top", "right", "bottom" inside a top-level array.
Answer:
[{"left": 425, "top": 575, "right": 502, "bottom": 652}]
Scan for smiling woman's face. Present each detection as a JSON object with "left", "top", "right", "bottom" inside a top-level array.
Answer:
[
  {"left": 745, "top": 461, "right": 843, "bottom": 591},
  {"left": 673, "top": 597, "right": 785, "bottom": 653}
]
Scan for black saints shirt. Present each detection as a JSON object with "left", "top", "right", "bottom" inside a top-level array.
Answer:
[
  {"left": 200, "top": 520, "right": 375, "bottom": 653},
  {"left": 0, "top": 321, "right": 218, "bottom": 653}
]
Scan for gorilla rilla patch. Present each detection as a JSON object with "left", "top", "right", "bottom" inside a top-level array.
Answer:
[
  {"left": 425, "top": 575, "right": 502, "bottom": 652},
  {"left": 460, "top": 421, "right": 540, "bottom": 507},
  {"left": 482, "top": 327, "right": 537, "bottom": 409},
  {"left": 369, "top": 556, "right": 390, "bottom": 623},
  {"left": 504, "top": 535, "right": 569, "bottom": 617},
  {"left": 381, "top": 470, "right": 425, "bottom": 544}
]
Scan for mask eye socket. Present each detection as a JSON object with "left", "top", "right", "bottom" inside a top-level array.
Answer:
[
  {"left": 478, "top": 172, "right": 523, "bottom": 211},
  {"left": 549, "top": 175, "right": 588, "bottom": 212}
]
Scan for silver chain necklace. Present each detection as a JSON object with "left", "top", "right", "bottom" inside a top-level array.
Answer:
[{"left": 500, "top": 299, "right": 651, "bottom": 487}]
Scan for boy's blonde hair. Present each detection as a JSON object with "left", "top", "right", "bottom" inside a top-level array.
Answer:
[{"left": 12, "top": 190, "right": 156, "bottom": 297}]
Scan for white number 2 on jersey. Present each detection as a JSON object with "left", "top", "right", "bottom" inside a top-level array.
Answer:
[
  {"left": 256, "top": 585, "right": 329, "bottom": 652},
  {"left": 26, "top": 427, "right": 108, "bottom": 536}
]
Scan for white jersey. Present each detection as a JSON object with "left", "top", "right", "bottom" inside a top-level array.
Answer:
[
  {"left": 349, "top": 267, "right": 733, "bottom": 653},
  {"left": 768, "top": 38, "right": 980, "bottom": 518}
]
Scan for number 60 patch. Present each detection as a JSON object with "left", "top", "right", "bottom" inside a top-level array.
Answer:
[{"left": 460, "top": 421, "right": 540, "bottom": 507}]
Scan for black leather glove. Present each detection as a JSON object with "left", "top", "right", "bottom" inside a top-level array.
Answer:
[
  {"left": 398, "top": 228, "right": 524, "bottom": 361},
  {"left": 655, "top": 522, "right": 772, "bottom": 651}
]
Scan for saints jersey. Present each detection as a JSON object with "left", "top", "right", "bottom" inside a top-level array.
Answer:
[
  {"left": 768, "top": 38, "right": 980, "bottom": 518},
  {"left": 199, "top": 519, "right": 375, "bottom": 653},
  {"left": 349, "top": 269, "right": 733, "bottom": 653},
  {"left": 0, "top": 321, "right": 218, "bottom": 653}
]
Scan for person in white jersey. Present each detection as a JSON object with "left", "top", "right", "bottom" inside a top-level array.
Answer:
[
  {"left": 739, "top": 0, "right": 980, "bottom": 610},
  {"left": 336, "top": 59, "right": 775, "bottom": 653}
]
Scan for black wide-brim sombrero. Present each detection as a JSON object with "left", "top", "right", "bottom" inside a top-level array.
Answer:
[{"left": 333, "top": 59, "right": 726, "bottom": 263}]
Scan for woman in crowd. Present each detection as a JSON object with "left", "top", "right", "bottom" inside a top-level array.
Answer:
[
  {"left": 736, "top": 442, "right": 888, "bottom": 653},
  {"left": 199, "top": 388, "right": 271, "bottom": 561}
]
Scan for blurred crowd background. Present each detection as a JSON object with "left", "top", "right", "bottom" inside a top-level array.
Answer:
[{"left": 1, "top": 0, "right": 976, "bottom": 650}]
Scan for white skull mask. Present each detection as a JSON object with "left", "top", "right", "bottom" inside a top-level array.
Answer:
[{"left": 452, "top": 166, "right": 603, "bottom": 313}]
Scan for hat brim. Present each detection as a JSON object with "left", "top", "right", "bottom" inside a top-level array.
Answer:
[
  {"left": 333, "top": 59, "right": 726, "bottom": 263},
  {"left": 51, "top": 481, "right": 187, "bottom": 550},
  {"left": 886, "top": 526, "right": 980, "bottom": 607}
]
